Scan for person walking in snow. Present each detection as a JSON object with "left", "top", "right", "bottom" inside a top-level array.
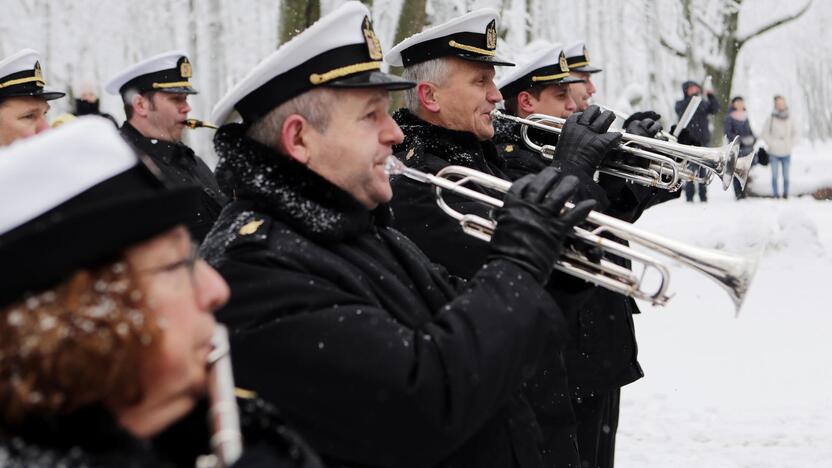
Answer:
[
  {"left": 724, "top": 96, "right": 756, "bottom": 199},
  {"left": 762, "top": 95, "right": 799, "bottom": 199},
  {"left": 675, "top": 80, "right": 720, "bottom": 202}
]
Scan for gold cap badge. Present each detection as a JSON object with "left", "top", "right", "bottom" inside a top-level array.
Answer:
[
  {"left": 486, "top": 20, "right": 497, "bottom": 50},
  {"left": 583, "top": 45, "right": 590, "bottom": 63},
  {"left": 34, "top": 62, "right": 43, "bottom": 87},
  {"left": 363, "top": 16, "right": 383, "bottom": 61},
  {"left": 179, "top": 58, "right": 192, "bottom": 79},
  {"left": 558, "top": 52, "right": 569, "bottom": 73}
]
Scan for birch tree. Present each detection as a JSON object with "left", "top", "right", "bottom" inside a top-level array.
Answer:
[{"left": 661, "top": 0, "right": 812, "bottom": 145}]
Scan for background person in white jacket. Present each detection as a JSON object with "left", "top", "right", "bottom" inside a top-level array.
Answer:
[{"left": 762, "top": 95, "right": 799, "bottom": 198}]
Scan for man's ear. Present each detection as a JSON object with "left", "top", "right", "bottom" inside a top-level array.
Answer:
[
  {"left": 131, "top": 94, "right": 148, "bottom": 118},
  {"left": 517, "top": 91, "right": 537, "bottom": 115},
  {"left": 280, "top": 114, "right": 312, "bottom": 165},
  {"left": 417, "top": 82, "right": 441, "bottom": 113}
]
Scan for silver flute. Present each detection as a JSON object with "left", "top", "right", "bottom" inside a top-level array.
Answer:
[{"left": 204, "top": 324, "right": 243, "bottom": 468}]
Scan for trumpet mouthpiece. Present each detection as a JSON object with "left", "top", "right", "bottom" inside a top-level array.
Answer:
[
  {"left": 384, "top": 155, "right": 406, "bottom": 176},
  {"left": 184, "top": 119, "right": 218, "bottom": 130}
]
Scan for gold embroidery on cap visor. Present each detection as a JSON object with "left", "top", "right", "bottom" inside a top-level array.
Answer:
[
  {"left": 309, "top": 61, "right": 382, "bottom": 85},
  {"left": 448, "top": 40, "right": 496, "bottom": 57},
  {"left": 363, "top": 17, "right": 383, "bottom": 61}
]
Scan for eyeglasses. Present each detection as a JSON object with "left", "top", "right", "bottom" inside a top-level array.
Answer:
[{"left": 139, "top": 242, "right": 201, "bottom": 278}]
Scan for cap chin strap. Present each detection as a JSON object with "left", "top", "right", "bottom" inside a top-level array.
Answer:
[
  {"left": 152, "top": 81, "right": 193, "bottom": 89},
  {"left": 0, "top": 76, "right": 44, "bottom": 89},
  {"left": 309, "top": 61, "right": 381, "bottom": 85},
  {"left": 448, "top": 40, "right": 495, "bottom": 56}
]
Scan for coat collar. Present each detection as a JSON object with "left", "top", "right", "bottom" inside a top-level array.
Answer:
[
  {"left": 392, "top": 108, "right": 504, "bottom": 171},
  {"left": 120, "top": 122, "right": 196, "bottom": 165},
  {"left": 213, "top": 123, "right": 391, "bottom": 243}
]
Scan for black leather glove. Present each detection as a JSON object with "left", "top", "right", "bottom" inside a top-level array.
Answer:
[
  {"left": 488, "top": 167, "right": 596, "bottom": 284},
  {"left": 606, "top": 117, "right": 663, "bottom": 170},
  {"left": 623, "top": 111, "right": 661, "bottom": 130},
  {"left": 553, "top": 105, "right": 622, "bottom": 178}
]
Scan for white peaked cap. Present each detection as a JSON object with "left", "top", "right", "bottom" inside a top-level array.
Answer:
[
  {"left": 105, "top": 50, "right": 198, "bottom": 95},
  {"left": 563, "top": 41, "right": 602, "bottom": 73},
  {"left": 0, "top": 49, "right": 65, "bottom": 100},
  {"left": 211, "top": 1, "right": 412, "bottom": 125},
  {"left": 0, "top": 117, "right": 135, "bottom": 234},
  {"left": 496, "top": 43, "right": 584, "bottom": 97},
  {"left": 384, "top": 8, "right": 513, "bottom": 68}
]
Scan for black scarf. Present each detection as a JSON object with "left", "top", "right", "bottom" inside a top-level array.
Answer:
[{"left": 213, "top": 124, "right": 391, "bottom": 244}]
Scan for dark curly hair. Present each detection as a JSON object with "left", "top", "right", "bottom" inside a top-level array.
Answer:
[{"left": 0, "top": 259, "right": 162, "bottom": 427}]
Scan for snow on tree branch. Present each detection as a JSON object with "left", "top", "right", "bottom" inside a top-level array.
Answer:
[{"left": 736, "top": 0, "right": 812, "bottom": 47}]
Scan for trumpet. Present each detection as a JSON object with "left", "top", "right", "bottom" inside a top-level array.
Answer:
[
  {"left": 492, "top": 110, "right": 754, "bottom": 192},
  {"left": 386, "top": 156, "right": 757, "bottom": 312},
  {"left": 185, "top": 118, "right": 218, "bottom": 129}
]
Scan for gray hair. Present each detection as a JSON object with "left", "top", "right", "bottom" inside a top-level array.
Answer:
[
  {"left": 401, "top": 57, "right": 451, "bottom": 112},
  {"left": 246, "top": 87, "right": 335, "bottom": 151}
]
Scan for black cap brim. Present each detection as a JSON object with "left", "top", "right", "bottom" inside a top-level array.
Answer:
[
  {"left": 326, "top": 71, "right": 415, "bottom": 91},
  {"left": 571, "top": 65, "right": 602, "bottom": 74},
  {"left": 456, "top": 53, "right": 515, "bottom": 67},
  {"left": 1, "top": 88, "right": 66, "bottom": 101},
  {"left": 158, "top": 86, "right": 199, "bottom": 95},
  {"left": 559, "top": 75, "right": 586, "bottom": 84}
]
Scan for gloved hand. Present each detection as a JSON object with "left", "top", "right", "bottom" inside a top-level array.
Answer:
[
  {"left": 623, "top": 111, "right": 661, "bottom": 131},
  {"left": 488, "top": 167, "right": 596, "bottom": 284},
  {"left": 553, "top": 105, "right": 622, "bottom": 178},
  {"left": 606, "top": 117, "right": 663, "bottom": 170}
]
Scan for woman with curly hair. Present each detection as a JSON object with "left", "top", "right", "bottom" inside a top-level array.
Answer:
[{"left": 0, "top": 118, "right": 322, "bottom": 468}]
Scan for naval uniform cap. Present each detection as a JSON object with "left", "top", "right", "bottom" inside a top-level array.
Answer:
[
  {"left": 564, "top": 41, "right": 602, "bottom": 74},
  {"left": 0, "top": 117, "right": 201, "bottom": 308},
  {"left": 385, "top": 8, "right": 514, "bottom": 68},
  {"left": 105, "top": 50, "right": 198, "bottom": 96},
  {"left": 211, "top": 1, "right": 414, "bottom": 126},
  {"left": 0, "top": 49, "right": 65, "bottom": 101},
  {"left": 497, "top": 44, "right": 584, "bottom": 98}
]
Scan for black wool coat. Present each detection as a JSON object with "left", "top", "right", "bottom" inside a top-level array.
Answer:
[
  {"left": 120, "top": 122, "right": 227, "bottom": 242},
  {"left": 0, "top": 399, "right": 321, "bottom": 468},
  {"left": 202, "top": 124, "right": 566, "bottom": 468},
  {"left": 389, "top": 110, "right": 589, "bottom": 468}
]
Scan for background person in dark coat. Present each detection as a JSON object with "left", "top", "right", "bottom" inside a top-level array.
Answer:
[
  {"left": 675, "top": 80, "right": 720, "bottom": 202},
  {"left": 724, "top": 96, "right": 756, "bottom": 199},
  {"left": 106, "top": 51, "right": 227, "bottom": 243},
  {"left": 0, "top": 119, "right": 321, "bottom": 468},
  {"left": 203, "top": 3, "right": 594, "bottom": 467}
]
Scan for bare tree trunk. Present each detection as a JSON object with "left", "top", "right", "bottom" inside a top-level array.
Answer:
[
  {"left": 389, "top": 0, "right": 428, "bottom": 110},
  {"left": 279, "top": 0, "right": 321, "bottom": 44}
]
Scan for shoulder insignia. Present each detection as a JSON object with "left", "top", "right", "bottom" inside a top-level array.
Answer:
[
  {"left": 234, "top": 387, "right": 258, "bottom": 399},
  {"left": 239, "top": 219, "right": 265, "bottom": 235},
  {"left": 505, "top": 144, "right": 514, "bottom": 153},
  {"left": 406, "top": 148, "right": 416, "bottom": 160}
]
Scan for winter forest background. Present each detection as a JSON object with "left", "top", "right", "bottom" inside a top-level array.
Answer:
[{"left": 1, "top": 0, "right": 826, "bottom": 162}]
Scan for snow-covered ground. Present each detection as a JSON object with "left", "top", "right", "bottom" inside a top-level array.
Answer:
[{"left": 616, "top": 171, "right": 832, "bottom": 467}]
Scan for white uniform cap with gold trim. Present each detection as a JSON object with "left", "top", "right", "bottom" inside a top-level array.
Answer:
[
  {"left": 0, "top": 49, "right": 65, "bottom": 101},
  {"left": 564, "top": 41, "right": 602, "bottom": 74},
  {"left": 105, "top": 50, "right": 198, "bottom": 96},
  {"left": 211, "top": 1, "right": 413, "bottom": 126},
  {"left": 497, "top": 43, "right": 584, "bottom": 98},
  {"left": 385, "top": 8, "right": 514, "bottom": 68}
]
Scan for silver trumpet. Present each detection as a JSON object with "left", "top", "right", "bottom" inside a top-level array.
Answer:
[
  {"left": 492, "top": 110, "right": 754, "bottom": 193},
  {"left": 386, "top": 156, "right": 757, "bottom": 312},
  {"left": 201, "top": 324, "right": 244, "bottom": 468}
]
